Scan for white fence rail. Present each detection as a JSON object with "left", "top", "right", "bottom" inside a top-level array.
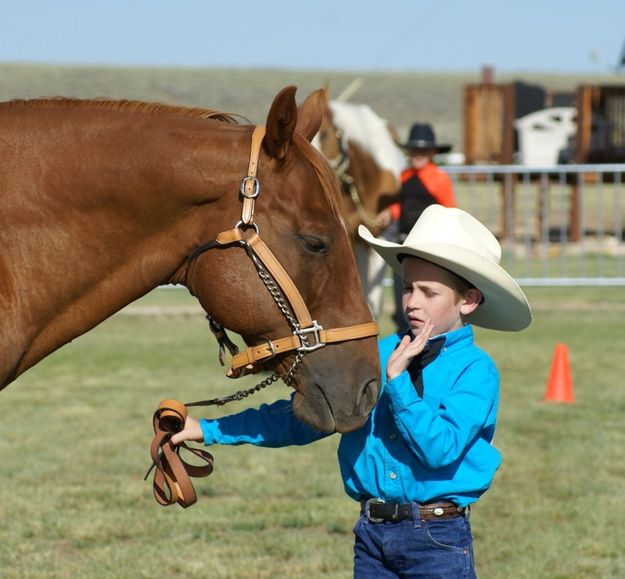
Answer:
[{"left": 444, "top": 164, "right": 625, "bottom": 286}]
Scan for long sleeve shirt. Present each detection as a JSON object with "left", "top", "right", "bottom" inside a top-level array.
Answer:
[{"left": 199, "top": 324, "right": 501, "bottom": 508}]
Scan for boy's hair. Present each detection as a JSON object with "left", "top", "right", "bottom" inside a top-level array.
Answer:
[
  {"left": 399, "top": 253, "right": 483, "bottom": 305},
  {"left": 447, "top": 270, "right": 478, "bottom": 303}
]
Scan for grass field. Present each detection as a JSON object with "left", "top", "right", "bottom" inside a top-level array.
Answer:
[{"left": 1, "top": 286, "right": 625, "bottom": 578}]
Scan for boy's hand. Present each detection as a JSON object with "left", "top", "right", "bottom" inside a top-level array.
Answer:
[
  {"left": 376, "top": 208, "right": 392, "bottom": 228},
  {"left": 170, "top": 415, "right": 204, "bottom": 445},
  {"left": 386, "top": 319, "right": 434, "bottom": 381}
]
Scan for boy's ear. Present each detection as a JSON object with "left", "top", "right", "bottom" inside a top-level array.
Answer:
[{"left": 460, "top": 288, "right": 483, "bottom": 317}]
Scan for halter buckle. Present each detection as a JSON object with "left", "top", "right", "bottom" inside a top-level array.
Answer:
[
  {"left": 239, "top": 176, "right": 260, "bottom": 198},
  {"left": 295, "top": 320, "right": 325, "bottom": 352}
]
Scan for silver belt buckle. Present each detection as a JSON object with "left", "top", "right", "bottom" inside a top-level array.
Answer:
[{"left": 365, "top": 498, "right": 386, "bottom": 523}]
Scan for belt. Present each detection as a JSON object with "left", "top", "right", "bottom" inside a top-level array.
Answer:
[{"left": 361, "top": 498, "right": 465, "bottom": 523}]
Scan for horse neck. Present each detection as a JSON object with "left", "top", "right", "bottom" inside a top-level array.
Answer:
[{"left": 0, "top": 108, "right": 248, "bottom": 386}]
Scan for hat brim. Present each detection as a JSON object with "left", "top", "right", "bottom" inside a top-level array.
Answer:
[
  {"left": 399, "top": 143, "right": 452, "bottom": 154},
  {"left": 359, "top": 226, "right": 531, "bottom": 332}
]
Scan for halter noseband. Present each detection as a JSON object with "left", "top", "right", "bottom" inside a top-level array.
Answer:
[{"left": 186, "top": 125, "right": 378, "bottom": 380}]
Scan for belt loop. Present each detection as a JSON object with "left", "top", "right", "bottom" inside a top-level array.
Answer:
[{"left": 410, "top": 502, "right": 422, "bottom": 528}]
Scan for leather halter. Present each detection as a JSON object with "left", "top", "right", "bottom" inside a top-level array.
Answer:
[
  {"left": 187, "top": 125, "right": 379, "bottom": 378},
  {"left": 328, "top": 127, "right": 379, "bottom": 230}
]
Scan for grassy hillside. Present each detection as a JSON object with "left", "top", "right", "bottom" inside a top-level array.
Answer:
[{"left": 2, "top": 62, "right": 624, "bottom": 149}]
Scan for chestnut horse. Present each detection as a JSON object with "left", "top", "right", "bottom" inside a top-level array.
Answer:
[
  {"left": 0, "top": 86, "right": 380, "bottom": 433},
  {"left": 314, "top": 96, "right": 405, "bottom": 318}
]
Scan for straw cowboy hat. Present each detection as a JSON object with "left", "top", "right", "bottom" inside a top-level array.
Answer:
[
  {"left": 358, "top": 205, "right": 532, "bottom": 331},
  {"left": 398, "top": 123, "right": 452, "bottom": 154}
]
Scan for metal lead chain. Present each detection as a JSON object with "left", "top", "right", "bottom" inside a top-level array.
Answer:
[
  {"left": 185, "top": 242, "right": 309, "bottom": 410},
  {"left": 185, "top": 352, "right": 304, "bottom": 408},
  {"left": 248, "top": 251, "right": 301, "bottom": 332},
  {"left": 186, "top": 372, "right": 280, "bottom": 407}
]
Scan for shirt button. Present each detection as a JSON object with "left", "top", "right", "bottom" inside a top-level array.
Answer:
[
  {"left": 389, "top": 433, "right": 397, "bottom": 440},
  {"left": 389, "top": 472, "right": 397, "bottom": 480}
]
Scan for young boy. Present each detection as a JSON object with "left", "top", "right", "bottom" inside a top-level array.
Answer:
[{"left": 171, "top": 205, "right": 532, "bottom": 578}]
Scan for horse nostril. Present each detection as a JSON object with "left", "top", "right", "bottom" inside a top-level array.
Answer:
[{"left": 358, "top": 378, "right": 380, "bottom": 414}]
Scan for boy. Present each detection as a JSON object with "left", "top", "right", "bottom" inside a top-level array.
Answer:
[{"left": 172, "top": 205, "right": 532, "bottom": 578}]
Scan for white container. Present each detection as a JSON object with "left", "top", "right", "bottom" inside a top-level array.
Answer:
[{"left": 514, "top": 107, "right": 577, "bottom": 166}]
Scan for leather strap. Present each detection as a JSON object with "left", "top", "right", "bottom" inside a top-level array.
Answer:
[
  {"left": 362, "top": 499, "right": 466, "bottom": 522},
  {"left": 240, "top": 125, "right": 265, "bottom": 225},
  {"left": 229, "top": 321, "right": 379, "bottom": 374},
  {"left": 245, "top": 231, "right": 313, "bottom": 328},
  {"left": 148, "top": 399, "right": 214, "bottom": 508}
]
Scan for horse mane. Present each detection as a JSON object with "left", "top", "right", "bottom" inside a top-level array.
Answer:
[
  {"left": 0, "top": 97, "right": 242, "bottom": 125},
  {"left": 293, "top": 132, "right": 342, "bottom": 221},
  {"left": 1, "top": 97, "right": 339, "bottom": 216}
]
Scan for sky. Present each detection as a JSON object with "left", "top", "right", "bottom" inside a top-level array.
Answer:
[{"left": 1, "top": 0, "right": 624, "bottom": 74}]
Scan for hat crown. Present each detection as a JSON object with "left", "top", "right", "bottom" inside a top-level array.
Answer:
[
  {"left": 405, "top": 206, "right": 501, "bottom": 264},
  {"left": 407, "top": 123, "right": 436, "bottom": 145},
  {"left": 400, "top": 122, "right": 451, "bottom": 152}
]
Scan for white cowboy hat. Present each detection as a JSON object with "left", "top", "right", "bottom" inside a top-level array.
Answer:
[{"left": 359, "top": 205, "right": 532, "bottom": 331}]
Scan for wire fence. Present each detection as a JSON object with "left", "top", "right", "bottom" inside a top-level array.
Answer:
[{"left": 444, "top": 163, "right": 625, "bottom": 286}]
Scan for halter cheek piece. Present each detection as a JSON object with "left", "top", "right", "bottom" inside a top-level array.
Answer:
[{"left": 328, "top": 126, "right": 379, "bottom": 230}]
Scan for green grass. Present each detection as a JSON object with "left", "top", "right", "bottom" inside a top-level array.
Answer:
[{"left": 1, "top": 287, "right": 625, "bottom": 578}]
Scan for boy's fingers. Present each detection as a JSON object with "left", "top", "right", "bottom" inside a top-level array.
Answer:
[
  {"left": 389, "top": 335, "right": 411, "bottom": 360},
  {"left": 170, "top": 417, "right": 203, "bottom": 445},
  {"left": 170, "top": 431, "right": 185, "bottom": 445}
]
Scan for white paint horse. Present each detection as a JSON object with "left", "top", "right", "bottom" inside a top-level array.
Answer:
[{"left": 315, "top": 94, "right": 406, "bottom": 319}]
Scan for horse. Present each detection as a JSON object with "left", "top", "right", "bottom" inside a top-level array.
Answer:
[
  {"left": 0, "top": 86, "right": 380, "bottom": 434},
  {"left": 314, "top": 94, "right": 406, "bottom": 319}
]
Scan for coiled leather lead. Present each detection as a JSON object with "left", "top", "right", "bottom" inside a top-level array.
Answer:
[{"left": 148, "top": 399, "right": 214, "bottom": 508}]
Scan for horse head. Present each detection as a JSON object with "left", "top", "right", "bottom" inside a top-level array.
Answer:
[
  {"left": 314, "top": 91, "right": 405, "bottom": 239},
  {"left": 184, "top": 87, "right": 381, "bottom": 433}
]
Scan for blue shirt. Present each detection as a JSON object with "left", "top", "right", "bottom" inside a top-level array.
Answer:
[{"left": 199, "top": 324, "right": 501, "bottom": 508}]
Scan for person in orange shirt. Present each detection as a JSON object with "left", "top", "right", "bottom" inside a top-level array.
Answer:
[{"left": 377, "top": 123, "right": 457, "bottom": 331}]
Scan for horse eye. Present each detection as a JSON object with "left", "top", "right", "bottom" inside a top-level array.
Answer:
[{"left": 299, "top": 235, "right": 328, "bottom": 255}]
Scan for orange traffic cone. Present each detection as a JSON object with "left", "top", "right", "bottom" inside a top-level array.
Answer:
[{"left": 543, "top": 343, "right": 575, "bottom": 403}]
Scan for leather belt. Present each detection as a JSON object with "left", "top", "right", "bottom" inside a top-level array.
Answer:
[
  {"left": 147, "top": 399, "right": 214, "bottom": 508},
  {"left": 361, "top": 498, "right": 465, "bottom": 523}
]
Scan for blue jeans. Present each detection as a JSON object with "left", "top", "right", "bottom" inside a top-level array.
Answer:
[{"left": 353, "top": 504, "right": 476, "bottom": 578}]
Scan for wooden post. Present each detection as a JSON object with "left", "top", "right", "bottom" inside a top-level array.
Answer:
[{"left": 500, "top": 172, "right": 516, "bottom": 242}]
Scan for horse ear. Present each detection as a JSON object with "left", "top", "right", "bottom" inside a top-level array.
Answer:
[
  {"left": 264, "top": 85, "right": 298, "bottom": 160},
  {"left": 295, "top": 88, "right": 325, "bottom": 142}
]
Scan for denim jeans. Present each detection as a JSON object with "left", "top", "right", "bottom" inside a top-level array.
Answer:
[{"left": 353, "top": 504, "right": 476, "bottom": 578}]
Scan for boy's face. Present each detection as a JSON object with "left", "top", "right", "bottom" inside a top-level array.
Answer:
[
  {"left": 401, "top": 257, "right": 481, "bottom": 337},
  {"left": 408, "top": 148, "right": 436, "bottom": 170}
]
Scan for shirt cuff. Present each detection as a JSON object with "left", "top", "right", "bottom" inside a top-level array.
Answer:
[
  {"left": 385, "top": 372, "right": 422, "bottom": 410},
  {"left": 199, "top": 418, "right": 220, "bottom": 445}
]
